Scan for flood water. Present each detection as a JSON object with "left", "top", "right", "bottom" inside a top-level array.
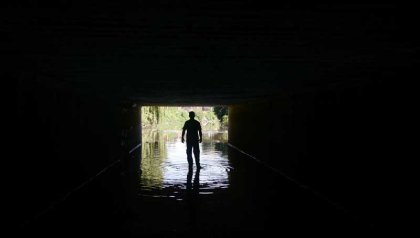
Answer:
[
  {"left": 25, "top": 129, "right": 367, "bottom": 236},
  {"left": 140, "top": 129, "right": 230, "bottom": 197}
]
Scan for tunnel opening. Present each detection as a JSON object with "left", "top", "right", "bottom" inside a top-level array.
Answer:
[{"left": 139, "top": 106, "right": 230, "bottom": 194}]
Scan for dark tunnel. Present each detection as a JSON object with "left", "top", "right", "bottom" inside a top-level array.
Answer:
[{"left": 8, "top": 2, "right": 415, "bottom": 236}]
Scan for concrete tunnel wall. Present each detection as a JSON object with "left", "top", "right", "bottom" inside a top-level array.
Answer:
[
  {"left": 15, "top": 79, "right": 141, "bottom": 224},
  {"left": 228, "top": 79, "right": 391, "bottom": 222}
]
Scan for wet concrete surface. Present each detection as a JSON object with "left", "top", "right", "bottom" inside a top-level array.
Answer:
[{"left": 21, "top": 131, "right": 373, "bottom": 237}]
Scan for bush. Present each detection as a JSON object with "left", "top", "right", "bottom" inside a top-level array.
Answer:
[{"left": 142, "top": 106, "right": 224, "bottom": 131}]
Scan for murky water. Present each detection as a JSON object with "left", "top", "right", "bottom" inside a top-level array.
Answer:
[
  {"left": 140, "top": 129, "right": 230, "bottom": 196},
  {"left": 29, "top": 129, "right": 365, "bottom": 236}
]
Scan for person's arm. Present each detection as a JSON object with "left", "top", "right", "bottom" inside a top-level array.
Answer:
[
  {"left": 198, "top": 123, "right": 202, "bottom": 143},
  {"left": 182, "top": 122, "right": 186, "bottom": 143}
]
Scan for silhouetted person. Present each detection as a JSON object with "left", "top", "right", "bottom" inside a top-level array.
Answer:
[{"left": 182, "top": 111, "right": 202, "bottom": 169}]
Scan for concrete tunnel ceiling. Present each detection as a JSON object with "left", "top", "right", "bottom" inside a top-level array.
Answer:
[{"left": 12, "top": 2, "right": 409, "bottom": 105}]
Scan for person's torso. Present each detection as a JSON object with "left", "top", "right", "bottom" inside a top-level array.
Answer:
[{"left": 185, "top": 120, "right": 200, "bottom": 140}]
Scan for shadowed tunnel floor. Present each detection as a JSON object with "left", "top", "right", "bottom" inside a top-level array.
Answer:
[{"left": 22, "top": 131, "right": 372, "bottom": 236}]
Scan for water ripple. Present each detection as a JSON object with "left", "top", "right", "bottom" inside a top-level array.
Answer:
[{"left": 140, "top": 130, "right": 230, "bottom": 196}]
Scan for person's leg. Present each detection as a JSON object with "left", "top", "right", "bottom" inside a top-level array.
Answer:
[
  {"left": 193, "top": 141, "right": 200, "bottom": 168},
  {"left": 186, "top": 142, "right": 193, "bottom": 167}
]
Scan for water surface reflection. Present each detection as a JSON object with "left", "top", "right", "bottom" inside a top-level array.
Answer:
[{"left": 140, "top": 130, "right": 230, "bottom": 197}]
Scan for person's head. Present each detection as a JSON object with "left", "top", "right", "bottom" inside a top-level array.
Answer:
[{"left": 189, "top": 111, "right": 195, "bottom": 119}]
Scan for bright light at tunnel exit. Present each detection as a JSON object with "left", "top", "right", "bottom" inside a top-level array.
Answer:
[{"left": 140, "top": 106, "right": 230, "bottom": 192}]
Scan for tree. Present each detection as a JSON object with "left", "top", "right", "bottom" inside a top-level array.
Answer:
[{"left": 213, "top": 106, "right": 228, "bottom": 121}]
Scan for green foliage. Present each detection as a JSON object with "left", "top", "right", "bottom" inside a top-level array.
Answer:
[
  {"left": 141, "top": 106, "right": 161, "bottom": 128},
  {"left": 213, "top": 106, "right": 228, "bottom": 121},
  {"left": 193, "top": 108, "right": 220, "bottom": 130},
  {"left": 221, "top": 115, "right": 229, "bottom": 128},
  {"left": 213, "top": 106, "right": 229, "bottom": 129},
  {"left": 156, "top": 107, "right": 189, "bottom": 130},
  {"left": 141, "top": 106, "right": 223, "bottom": 130}
]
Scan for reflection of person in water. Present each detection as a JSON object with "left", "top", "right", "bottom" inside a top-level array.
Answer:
[
  {"left": 185, "top": 168, "right": 200, "bottom": 228},
  {"left": 186, "top": 168, "right": 200, "bottom": 192},
  {"left": 182, "top": 111, "right": 202, "bottom": 169}
]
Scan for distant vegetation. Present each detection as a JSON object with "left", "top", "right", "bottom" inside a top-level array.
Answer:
[
  {"left": 213, "top": 106, "right": 229, "bottom": 129},
  {"left": 141, "top": 106, "right": 228, "bottom": 131}
]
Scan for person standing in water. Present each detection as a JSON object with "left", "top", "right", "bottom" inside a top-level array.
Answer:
[{"left": 182, "top": 111, "right": 202, "bottom": 169}]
